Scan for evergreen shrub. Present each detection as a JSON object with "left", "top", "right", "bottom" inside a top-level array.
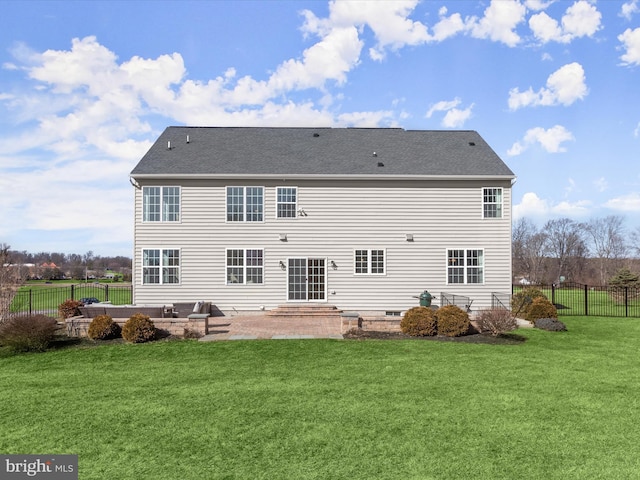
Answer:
[
  {"left": 435, "top": 305, "right": 470, "bottom": 337},
  {"left": 400, "top": 307, "right": 437, "bottom": 336},
  {"left": 87, "top": 314, "right": 121, "bottom": 340},
  {"left": 525, "top": 297, "right": 558, "bottom": 322},
  {"left": 122, "top": 313, "right": 156, "bottom": 343}
]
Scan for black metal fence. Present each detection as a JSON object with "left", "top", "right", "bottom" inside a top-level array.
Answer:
[
  {"left": 10, "top": 283, "right": 133, "bottom": 317},
  {"left": 511, "top": 282, "right": 640, "bottom": 318}
]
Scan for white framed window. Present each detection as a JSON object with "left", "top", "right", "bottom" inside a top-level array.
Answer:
[
  {"left": 354, "top": 249, "right": 386, "bottom": 275},
  {"left": 482, "top": 187, "right": 503, "bottom": 218},
  {"left": 447, "top": 249, "right": 483, "bottom": 284},
  {"left": 142, "top": 248, "right": 180, "bottom": 285},
  {"left": 226, "top": 249, "right": 264, "bottom": 284},
  {"left": 276, "top": 187, "right": 297, "bottom": 218},
  {"left": 142, "top": 186, "right": 180, "bottom": 222},
  {"left": 226, "top": 187, "right": 264, "bottom": 222}
]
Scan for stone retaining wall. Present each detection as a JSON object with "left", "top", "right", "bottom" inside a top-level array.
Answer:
[
  {"left": 65, "top": 316, "right": 209, "bottom": 338},
  {"left": 341, "top": 315, "right": 402, "bottom": 333}
]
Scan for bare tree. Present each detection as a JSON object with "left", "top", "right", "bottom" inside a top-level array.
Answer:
[
  {"left": 544, "top": 218, "right": 587, "bottom": 284},
  {"left": 582, "top": 215, "right": 628, "bottom": 284},
  {"left": 512, "top": 218, "right": 548, "bottom": 284},
  {"left": 630, "top": 226, "right": 640, "bottom": 259},
  {"left": 0, "top": 244, "right": 24, "bottom": 322}
]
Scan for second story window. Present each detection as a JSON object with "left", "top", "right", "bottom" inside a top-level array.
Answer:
[
  {"left": 276, "top": 187, "right": 297, "bottom": 218},
  {"left": 483, "top": 187, "right": 503, "bottom": 218},
  {"left": 227, "top": 187, "right": 264, "bottom": 222},
  {"left": 143, "top": 186, "right": 180, "bottom": 222}
]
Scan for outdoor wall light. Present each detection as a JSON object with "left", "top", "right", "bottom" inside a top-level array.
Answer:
[
  {"left": 330, "top": 260, "right": 337, "bottom": 269},
  {"left": 279, "top": 261, "right": 286, "bottom": 270},
  {"left": 279, "top": 233, "right": 287, "bottom": 241},
  {"left": 406, "top": 234, "right": 414, "bottom": 241}
]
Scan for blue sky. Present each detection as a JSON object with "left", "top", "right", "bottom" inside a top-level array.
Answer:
[{"left": 1, "top": 0, "right": 639, "bottom": 257}]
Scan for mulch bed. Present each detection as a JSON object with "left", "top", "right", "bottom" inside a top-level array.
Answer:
[{"left": 342, "top": 329, "right": 527, "bottom": 345}]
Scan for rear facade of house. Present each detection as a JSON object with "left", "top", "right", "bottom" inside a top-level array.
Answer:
[{"left": 130, "top": 127, "right": 515, "bottom": 316}]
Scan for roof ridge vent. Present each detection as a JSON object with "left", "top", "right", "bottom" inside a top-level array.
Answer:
[
  {"left": 313, "top": 132, "right": 320, "bottom": 137},
  {"left": 377, "top": 161, "right": 384, "bottom": 167},
  {"left": 468, "top": 142, "right": 476, "bottom": 146},
  {"left": 167, "top": 140, "right": 172, "bottom": 150}
]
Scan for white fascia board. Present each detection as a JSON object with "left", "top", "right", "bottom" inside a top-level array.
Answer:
[{"left": 130, "top": 173, "right": 517, "bottom": 182}]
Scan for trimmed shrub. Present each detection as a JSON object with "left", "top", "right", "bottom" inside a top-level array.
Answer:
[
  {"left": 400, "top": 307, "right": 437, "bottom": 336},
  {"left": 121, "top": 313, "right": 156, "bottom": 343},
  {"left": 0, "top": 315, "right": 58, "bottom": 352},
  {"left": 510, "top": 288, "right": 546, "bottom": 318},
  {"left": 436, "top": 305, "right": 470, "bottom": 337},
  {"left": 58, "top": 299, "right": 83, "bottom": 319},
  {"left": 87, "top": 315, "right": 121, "bottom": 340},
  {"left": 525, "top": 297, "right": 558, "bottom": 322},
  {"left": 476, "top": 308, "right": 517, "bottom": 336},
  {"left": 534, "top": 318, "right": 567, "bottom": 332}
]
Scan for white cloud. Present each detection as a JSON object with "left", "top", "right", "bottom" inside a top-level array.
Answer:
[
  {"left": 426, "top": 98, "right": 461, "bottom": 118},
  {"left": 604, "top": 193, "right": 640, "bottom": 212},
  {"left": 529, "top": 0, "right": 602, "bottom": 44},
  {"left": 507, "top": 125, "right": 575, "bottom": 156},
  {"left": 621, "top": 1, "right": 640, "bottom": 20},
  {"left": 513, "top": 192, "right": 550, "bottom": 220},
  {"left": 508, "top": 62, "right": 587, "bottom": 110},
  {"left": 513, "top": 192, "right": 591, "bottom": 220},
  {"left": 593, "top": 177, "right": 608, "bottom": 192},
  {"left": 618, "top": 27, "right": 640, "bottom": 66},
  {"left": 552, "top": 199, "right": 592, "bottom": 217},
  {"left": 425, "top": 98, "right": 473, "bottom": 128},
  {"left": 525, "top": 0, "right": 555, "bottom": 11},
  {"left": 469, "top": 0, "right": 526, "bottom": 47}
]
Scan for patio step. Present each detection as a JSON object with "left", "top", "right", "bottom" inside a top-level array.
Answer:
[{"left": 267, "top": 304, "right": 343, "bottom": 318}]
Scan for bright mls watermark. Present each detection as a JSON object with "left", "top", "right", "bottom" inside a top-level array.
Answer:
[{"left": 1, "top": 455, "right": 77, "bottom": 479}]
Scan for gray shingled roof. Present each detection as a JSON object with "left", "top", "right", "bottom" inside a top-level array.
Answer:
[{"left": 130, "top": 127, "right": 515, "bottom": 179}]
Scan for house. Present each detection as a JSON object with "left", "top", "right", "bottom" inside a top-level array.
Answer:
[{"left": 129, "top": 127, "right": 515, "bottom": 316}]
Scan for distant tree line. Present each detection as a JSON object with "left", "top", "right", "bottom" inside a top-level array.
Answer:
[
  {"left": 2, "top": 247, "right": 132, "bottom": 282},
  {"left": 513, "top": 215, "right": 640, "bottom": 286}
]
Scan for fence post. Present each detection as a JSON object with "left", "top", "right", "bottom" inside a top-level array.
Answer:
[
  {"left": 551, "top": 283, "right": 555, "bottom": 305},
  {"left": 29, "top": 289, "right": 32, "bottom": 316},
  {"left": 625, "top": 287, "right": 629, "bottom": 318},
  {"left": 71, "top": 284, "right": 75, "bottom": 301},
  {"left": 105, "top": 284, "right": 109, "bottom": 302},
  {"left": 584, "top": 284, "right": 588, "bottom": 317}
]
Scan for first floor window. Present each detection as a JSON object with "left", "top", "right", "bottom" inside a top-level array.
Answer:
[
  {"left": 226, "top": 249, "right": 264, "bottom": 284},
  {"left": 355, "top": 249, "right": 385, "bottom": 275},
  {"left": 142, "top": 249, "right": 180, "bottom": 284},
  {"left": 483, "top": 187, "right": 503, "bottom": 218},
  {"left": 447, "top": 249, "right": 483, "bottom": 284}
]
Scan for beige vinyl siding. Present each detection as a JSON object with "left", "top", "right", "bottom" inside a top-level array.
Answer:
[{"left": 132, "top": 178, "right": 512, "bottom": 313}]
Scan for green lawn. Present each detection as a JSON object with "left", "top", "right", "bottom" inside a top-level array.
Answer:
[{"left": 1, "top": 318, "right": 640, "bottom": 479}]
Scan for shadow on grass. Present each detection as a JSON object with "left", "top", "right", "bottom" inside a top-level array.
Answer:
[{"left": 343, "top": 330, "right": 527, "bottom": 344}]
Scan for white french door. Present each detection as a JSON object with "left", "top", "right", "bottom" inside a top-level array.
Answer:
[{"left": 287, "top": 258, "right": 326, "bottom": 301}]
